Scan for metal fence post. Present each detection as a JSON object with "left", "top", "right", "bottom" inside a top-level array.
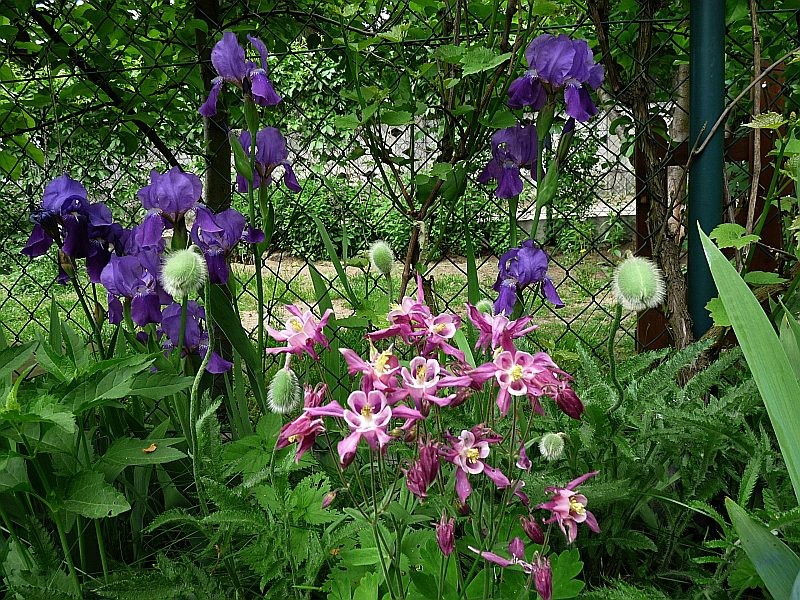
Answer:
[{"left": 688, "top": 0, "right": 725, "bottom": 338}]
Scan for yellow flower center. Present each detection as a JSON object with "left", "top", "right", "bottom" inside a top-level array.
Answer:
[
  {"left": 510, "top": 365, "right": 523, "bottom": 381},
  {"left": 288, "top": 434, "right": 300, "bottom": 444},
  {"left": 465, "top": 448, "right": 480, "bottom": 463},
  {"left": 433, "top": 323, "right": 447, "bottom": 333},
  {"left": 374, "top": 350, "right": 391, "bottom": 374},
  {"left": 289, "top": 317, "right": 303, "bottom": 333},
  {"left": 361, "top": 404, "right": 373, "bottom": 418},
  {"left": 569, "top": 496, "right": 586, "bottom": 516},
  {"left": 416, "top": 364, "right": 427, "bottom": 384}
]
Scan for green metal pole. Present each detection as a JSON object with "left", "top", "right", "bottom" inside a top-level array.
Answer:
[{"left": 688, "top": 0, "right": 725, "bottom": 339}]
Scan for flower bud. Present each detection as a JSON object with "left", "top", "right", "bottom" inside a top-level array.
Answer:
[
  {"left": 369, "top": 240, "right": 394, "bottom": 277},
  {"left": 520, "top": 515, "right": 544, "bottom": 544},
  {"left": 538, "top": 432, "right": 566, "bottom": 461},
  {"left": 612, "top": 255, "right": 665, "bottom": 311},
  {"left": 267, "top": 367, "right": 301, "bottom": 414},
  {"left": 475, "top": 299, "right": 494, "bottom": 315},
  {"left": 161, "top": 249, "right": 206, "bottom": 298},
  {"left": 532, "top": 553, "right": 553, "bottom": 600},
  {"left": 509, "top": 537, "right": 525, "bottom": 560},
  {"left": 321, "top": 490, "right": 337, "bottom": 509},
  {"left": 436, "top": 513, "right": 455, "bottom": 556}
]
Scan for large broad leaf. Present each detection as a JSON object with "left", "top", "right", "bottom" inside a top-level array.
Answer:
[
  {"left": 701, "top": 228, "right": 800, "bottom": 503},
  {"left": 207, "top": 285, "right": 266, "bottom": 412},
  {"left": 129, "top": 372, "right": 194, "bottom": 399},
  {"left": 63, "top": 471, "right": 131, "bottom": 519},
  {"left": 0, "top": 453, "right": 30, "bottom": 493},
  {"left": 726, "top": 498, "right": 800, "bottom": 599},
  {"left": 96, "top": 438, "right": 187, "bottom": 480},
  {"left": 0, "top": 342, "right": 36, "bottom": 384},
  {"left": 68, "top": 359, "right": 154, "bottom": 414}
]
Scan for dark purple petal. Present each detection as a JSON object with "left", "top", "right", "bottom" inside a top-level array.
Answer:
[
  {"left": 588, "top": 64, "right": 604, "bottom": 90},
  {"left": 533, "top": 34, "right": 576, "bottom": 87},
  {"left": 56, "top": 264, "right": 70, "bottom": 285},
  {"left": 211, "top": 32, "right": 248, "bottom": 82},
  {"left": 478, "top": 157, "right": 503, "bottom": 185},
  {"left": 206, "top": 350, "right": 233, "bottom": 373},
  {"left": 564, "top": 85, "right": 597, "bottom": 123},
  {"left": 282, "top": 163, "right": 301, "bottom": 192},
  {"left": 255, "top": 127, "right": 289, "bottom": 167},
  {"left": 61, "top": 216, "right": 89, "bottom": 258},
  {"left": 250, "top": 71, "right": 282, "bottom": 106},
  {"left": 131, "top": 293, "right": 162, "bottom": 327},
  {"left": 242, "top": 226, "right": 265, "bottom": 244},
  {"left": 512, "top": 241, "right": 549, "bottom": 286},
  {"left": 494, "top": 166, "right": 523, "bottom": 198},
  {"left": 555, "top": 385, "right": 584, "bottom": 418},
  {"left": 507, "top": 77, "right": 547, "bottom": 111},
  {"left": 493, "top": 279, "right": 517, "bottom": 316},
  {"left": 205, "top": 251, "right": 229, "bottom": 285},
  {"left": 86, "top": 244, "right": 111, "bottom": 283},
  {"left": 524, "top": 34, "right": 553, "bottom": 69},
  {"left": 542, "top": 277, "right": 564, "bottom": 307},
  {"left": 161, "top": 301, "right": 204, "bottom": 350},
  {"left": 199, "top": 78, "right": 224, "bottom": 117},
  {"left": 566, "top": 39, "right": 592, "bottom": 82},
  {"left": 21, "top": 224, "right": 53, "bottom": 257},
  {"left": 42, "top": 174, "right": 87, "bottom": 214},
  {"left": 138, "top": 167, "right": 202, "bottom": 221},
  {"left": 108, "top": 294, "right": 122, "bottom": 325},
  {"left": 246, "top": 35, "right": 270, "bottom": 72}
]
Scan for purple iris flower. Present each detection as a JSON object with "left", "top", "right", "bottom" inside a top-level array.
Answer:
[
  {"left": 508, "top": 34, "right": 604, "bottom": 122},
  {"left": 199, "top": 32, "right": 282, "bottom": 117},
  {"left": 161, "top": 301, "right": 232, "bottom": 373},
  {"left": 237, "top": 127, "right": 301, "bottom": 193},
  {"left": 138, "top": 167, "right": 202, "bottom": 231},
  {"left": 478, "top": 123, "right": 538, "bottom": 199},
  {"left": 493, "top": 240, "right": 563, "bottom": 315},
  {"left": 22, "top": 174, "right": 123, "bottom": 283},
  {"left": 100, "top": 250, "right": 170, "bottom": 326},
  {"left": 190, "top": 206, "right": 265, "bottom": 284}
]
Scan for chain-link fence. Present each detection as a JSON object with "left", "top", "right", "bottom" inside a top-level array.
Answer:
[{"left": 1, "top": 1, "right": 798, "bottom": 373}]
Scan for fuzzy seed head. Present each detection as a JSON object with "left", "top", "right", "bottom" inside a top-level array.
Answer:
[
  {"left": 475, "top": 299, "right": 495, "bottom": 315},
  {"left": 538, "top": 432, "right": 566, "bottom": 461},
  {"left": 369, "top": 240, "right": 394, "bottom": 277},
  {"left": 161, "top": 249, "right": 206, "bottom": 298},
  {"left": 612, "top": 256, "right": 665, "bottom": 311},
  {"left": 267, "top": 368, "right": 302, "bottom": 414}
]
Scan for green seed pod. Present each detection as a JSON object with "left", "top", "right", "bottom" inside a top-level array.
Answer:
[
  {"left": 612, "top": 256, "right": 665, "bottom": 311},
  {"left": 267, "top": 367, "right": 302, "bottom": 414},
  {"left": 538, "top": 432, "right": 566, "bottom": 461},
  {"left": 475, "top": 299, "right": 494, "bottom": 315},
  {"left": 161, "top": 249, "right": 206, "bottom": 299},
  {"left": 369, "top": 240, "right": 394, "bottom": 277}
]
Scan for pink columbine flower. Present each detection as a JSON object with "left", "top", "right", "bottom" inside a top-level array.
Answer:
[
  {"left": 468, "top": 541, "right": 552, "bottom": 600},
  {"left": 405, "top": 438, "right": 441, "bottom": 499},
  {"left": 419, "top": 313, "right": 465, "bottom": 362},
  {"left": 368, "top": 273, "right": 432, "bottom": 344},
  {"left": 340, "top": 344, "right": 400, "bottom": 392},
  {"left": 275, "top": 383, "right": 328, "bottom": 462},
  {"left": 398, "top": 357, "right": 472, "bottom": 411},
  {"left": 466, "top": 304, "right": 537, "bottom": 352},
  {"left": 442, "top": 427, "right": 510, "bottom": 503},
  {"left": 436, "top": 513, "right": 456, "bottom": 556},
  {"left": 266, "top": 305, "right": 333, "bottom": 359},
  {"left": 471, "top": 350, "right": 546, "bottom": 416},
  {"left": 520, "top": 515, "right": 544, "bottom": 544},
  {"left": 538, "top": 470, "right": 600, "bottom": 544},
  {"left": 307, "top": 389, "right": 423, "bottom": 467}
]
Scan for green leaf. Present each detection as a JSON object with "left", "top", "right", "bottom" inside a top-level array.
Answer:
[
  {"left": 482, "top": 110, "right": 517, "bottom": 129},
  {"left": 705, "top": 297, "right": 731, "bottom": 327},
  {"left": 231, "top": 135, "right": 253, "bottom": 183},
  {"left": 702, "top": 227, "right": 800, "bottom": 502},
  {"left": 381, "top": 110, "right": 413, "bottom": 126},
  {"left": 743, "top": 271, "right": 787, "bottom": 285},
  {"left": 726, "top": 498, "right": 800, "bottom": 599},
  {"left": 780, "top": 311, "right": 800, "bottom": 381},
  {"left": 709, "top": 222, "right": 759, "bottom": 249},
  {"left": 312, "top": 216, "right": 360, "bottom": 308},
  {"left": 532, "top": 0, "right": 560, "bottom": 15},
  {"left": 97, "top": 438, "right": 187, "bottom": 480},
  {"left": 334, "top": 114, "right": 361, "bottom": 130},
  {"left": 208, "top": 285, "right": 267, "bottom": 412},
  {"left": 435, "top": 44, "right": 465, "bottom": 63},
  {"left": 743, "top": 112, "right": 789, "bottom": 130},
  {"left": 0, "top": 341, "right": 35, "bottom": 383},
  {"left": 353, "top": 572, "right": 380, "bottom": 600},
  {"left": 129, "top": 372, "right": 194, "bottom": 399},
  {"left": 0, "top": 453, "right": 30, "bottom": 493},
  {"left": 460, "top": 48, "right": 511, "bottom": 76},
  {"left": 63, "top": 471, "right": 131, "bottom": 519},
  {"left": 551, "top": 548, "right": 585, "bottom": 599}
]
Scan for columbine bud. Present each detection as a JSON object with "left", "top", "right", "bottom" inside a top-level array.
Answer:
[
  {"left": 475, "top": 299, "right": 494, "bottom": 315},
  {"left": 538, "top": 433, "right": 566, "bottom": 461},
  {"left": 532, "top": 553, "right": 553, "bottom": 600},
  {"left": 161, "top": 249, "right": 206, "bottom": 298},
  {"left": 509, "top": 537, "right": 525, "bottom": 560},
  {"left": 369, "top": 240, "right": 394, "bottom": 277},
  {"left": 267, "top": 367, "right": 301, "bottom": 414},
  {"left": 520, "top": 515, "right": 544, "bottom": 544},
  {"left": 436, "top": 513, "right": 455, "bottom": 556},
  {"left": 321, "top": 490, "right": 337, "bottom": 509},
  {"left": 612, "top": 255, "right": 665, "bottom": 311},
  {"left": 516, "top": 443, "right": 532, "bottom": 471}
]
